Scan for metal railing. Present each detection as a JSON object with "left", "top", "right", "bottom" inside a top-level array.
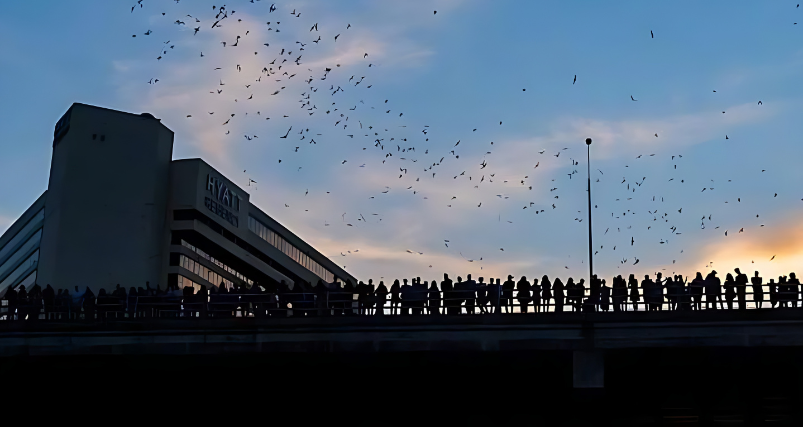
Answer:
[{"left": 0, "top": 284, "right": 797, "bottom": 321}]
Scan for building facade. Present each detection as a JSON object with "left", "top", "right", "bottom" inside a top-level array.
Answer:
[{"left": 0, "top": 103, "right": 354, "bottom": 294}]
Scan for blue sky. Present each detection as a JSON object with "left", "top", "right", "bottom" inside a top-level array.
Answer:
[{"left": 2, "top": 0, "right": 802, "bottom": 283}]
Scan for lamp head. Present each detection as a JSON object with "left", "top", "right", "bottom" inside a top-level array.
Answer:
[{"left": 585, "top": 138, "right": 592, "bottom": 145}]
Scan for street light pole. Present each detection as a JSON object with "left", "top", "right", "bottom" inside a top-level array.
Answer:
[{"left": 586, "top": 138, "right": 593, "bottom": 283}]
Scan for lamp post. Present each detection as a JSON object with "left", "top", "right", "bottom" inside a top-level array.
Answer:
[{"left": 586, "top": 138, "right": 593, "bottom": 283}]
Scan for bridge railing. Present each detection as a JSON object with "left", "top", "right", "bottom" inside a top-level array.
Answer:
[{"left": 0, "top": 285, "right": 797, "bottom": 320}]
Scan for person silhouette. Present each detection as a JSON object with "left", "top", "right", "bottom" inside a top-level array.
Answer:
[
  {"left": 751, "top": 271, "right": 764, "bottom": 309},
  {"left": 789, "top": 272, "right": 800, "bottom": 308},
  {"left": 675, "top": 275, "right": 689, "bottom": 311},
  {"left": 768, "top": 278, "right": 778, "bottom": 308},
  {"left": 412, "top": 277, "right": 426, "bottom": 315},
  {"left": 677, "top": 275, "right": 691, "bottom": 311},
  {"left": 531, "top": 278, "right": 541, "bottom": 313},
  {"left": 668, "top": 275, "right": 683, "bottom": 311},
  {"left": 705, "top": 270, "right": 722, "bottom": 310},
  {"left": 375, "top": 280, "right": 388, "bottom": 315},
  {"left": 43, "top": 284, "right": 55, "bottom": 320},
  {"left": 390, "top": 279, "right": 401, "bottom": 315},
  {"left": 553, "top": 278, "right": 565, "bottom": 313},
  {"left": 724, "top": 273, "right": 736, "bottom": 310},
  {"left": 405, "top": 278, "right": 416, "bottom": 315},
  {"left": 332, "top": 279, "right": 345, "bottom": 315},
  {"left": 734, "top": 268, "right": 748, "bottom": 310},
  {"left": 589, "top": 274, "right": 602, "bottom": 310},
  {"left": 454, "top": 276, "right": 466, "bottom": 314},
  {"left": 611, "top": 274, "right": 627, "bottom": 312},
  {"left": 628, "top": 274, "right": 640, "bottom": 311},
  {"left": 641, "top": 275, "right": 654, "bottom": 311},
  {"left": 366, "top": 279, "right": 376, "bottom": 315},
  {"left": 576, "top": 279, "right": 586, "bottom": 312},
  {"left": 464, "top": 274, "right": 477, "bottom": 314},
  {"left": 516, "top": 276, "right": 531, "bottom": 313},
  {"left": 355, "top": 280, "right": 368, "bottom": 315},
  {"left": 600, "top": 279, "right": 611, "bottom": 312},
  {"left": 565, "top": 278, "right": 576, "bottom": 312},
  {"left": 476, "top": 277, "right": 488, "bottom": 314},
  {"left": 502, "top": 275, "right": 515, "bottom": 313},
  {"left": 83, "top": 287, "right": 96, "bottom": 321},
  {"left": 487, "top": 278, "right": 501, "bottom": 314},
  {"left": 54, "top": 289, "right": 64, "bottom": 320},
  {"left": 315, "top": 279, "right": 330, "bottom": 317},
  {"left": 653, "top": 273, "right": 666, "bottom": 311},
  {"left": 541, "top": 275, "right": 552, "bottom": 313},
  {"left": 441, "top": 274, "right": 456, "bottom": 315},
  {"left": 428, "top": 280, "right": 440, "bottom": 315},
  {"left": 400, "top": 278, "right": 412, "bottom": 315},
  {"left": 3, "top": 285, "right": 18, "bottom": 321},
  {"left": 778, "top": 276, "right": 789, "bottom": 308},
  {"left": 417, "top": 280, "right": 427, "bottom": 315},
  {"left": 17, "top": 285, "right": 29, "bottom": 320},
  {"left": 690, "top": 273, "right": 704, "bottom": 311}
]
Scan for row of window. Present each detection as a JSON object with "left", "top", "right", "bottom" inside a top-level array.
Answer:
[
  {"left": 177, "top": 275, "right": 203, "bottom": 293},
  {"left": 180, "top": 240, "right": 253, "bottom": 285},
  {"left": 0, "top": 229, "right": 41, "bottom": 284},
  {"left": 0, "top": 250, "right": 39, "bottom": 292},
  {"left": 248, "top": 216, "right": 335, "bottom": 283},
  {"left": 0, "top": 208, "right": 45, "bottom": 291},
  {"left": 0, "top": 209, "right": 44, "bottom": 263},
  {"left": 179, "top": 254, "right": 234, "bottom": 290}
]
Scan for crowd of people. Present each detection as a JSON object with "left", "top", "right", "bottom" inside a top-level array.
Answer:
[{"left": 1, "top": 269, "right": 800, "bottom": 320}]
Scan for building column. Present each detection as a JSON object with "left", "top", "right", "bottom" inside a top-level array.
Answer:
[{"left": 573, "top": 350, "right": 604, "bottom": 388}]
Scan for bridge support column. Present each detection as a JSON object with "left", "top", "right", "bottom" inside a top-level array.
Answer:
[{"left": 573, "top": 350, "right": 604, "bottom": 388}]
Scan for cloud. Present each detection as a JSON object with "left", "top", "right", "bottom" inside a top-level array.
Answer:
[
  {"left": 108, "top": 1, "right": 797, "bottom": 285},
  {"left": 112, "top": 2, "right": 448, "bottom": 171},
  {"left": 539, "top": 101, "right": 777, "bottom": 160},
  {"left": 680, "top": 215, "right": 803, "bottom": 279}
]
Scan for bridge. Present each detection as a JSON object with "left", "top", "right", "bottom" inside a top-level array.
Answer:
[{"left": 4, "top": 309, "right": 803, "bottom": 387}]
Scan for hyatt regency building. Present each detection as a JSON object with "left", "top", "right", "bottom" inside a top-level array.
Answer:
[{"left": 0, "top": 103, "right": 354, "bottom": 294}]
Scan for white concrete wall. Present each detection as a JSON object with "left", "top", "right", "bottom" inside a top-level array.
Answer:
[{"left": 37, "top": 104, "right": 174, "bottom": 291}]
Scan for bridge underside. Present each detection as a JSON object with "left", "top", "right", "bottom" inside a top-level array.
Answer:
[
  {"left": 5, "top": 310, "right": 803, "bottom": 423},
  {"left": 3, "top": 309, "right": 803, "bottom": 356}
]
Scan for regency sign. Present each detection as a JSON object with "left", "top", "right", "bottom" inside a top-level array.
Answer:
[{"left": 205, "top": 174, "right": 242, "bottom": 227}]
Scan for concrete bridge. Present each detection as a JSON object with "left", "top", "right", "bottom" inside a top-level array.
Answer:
[{"left": 4, "top": 309, "right": 803, "bottom": 389}]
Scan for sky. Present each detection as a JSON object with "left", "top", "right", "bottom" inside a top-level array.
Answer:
[{"left": 1, "top": 0, "right": 802, "bottom": 284}]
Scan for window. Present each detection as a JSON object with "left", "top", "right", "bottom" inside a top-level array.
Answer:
[
  {"left": 248, "top": 215, "right": 335, "bottom": 282},
  {"left": 180, "top": 240, "right": 253, "bottom": 285},
  {"left": 0, "top": 250, "right": 38, "bottom": 291},
  {"left": 0, "top": 229, "right": 42, "bottom": 281},
  {"left": 0, "top": 208, "right": 44, "bottom": 263},
  {"left": 179, "top": 254, "right": 234, "bottom": 290},
  {"left": 177, "top": 275, "right": 202, "bottom": 293}
]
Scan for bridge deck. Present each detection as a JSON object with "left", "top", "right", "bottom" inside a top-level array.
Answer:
[{"left": 2, "top": 309, "right": 803, "bottom": 356}]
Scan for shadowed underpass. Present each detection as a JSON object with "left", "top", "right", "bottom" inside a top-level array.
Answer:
[{"left": 5, "top": 310, "right": 803, "bottom": 424}]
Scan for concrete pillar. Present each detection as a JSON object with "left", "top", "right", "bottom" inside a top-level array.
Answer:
[{"left": 573, "top": 350, "right": 604, "bottom": 388}]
